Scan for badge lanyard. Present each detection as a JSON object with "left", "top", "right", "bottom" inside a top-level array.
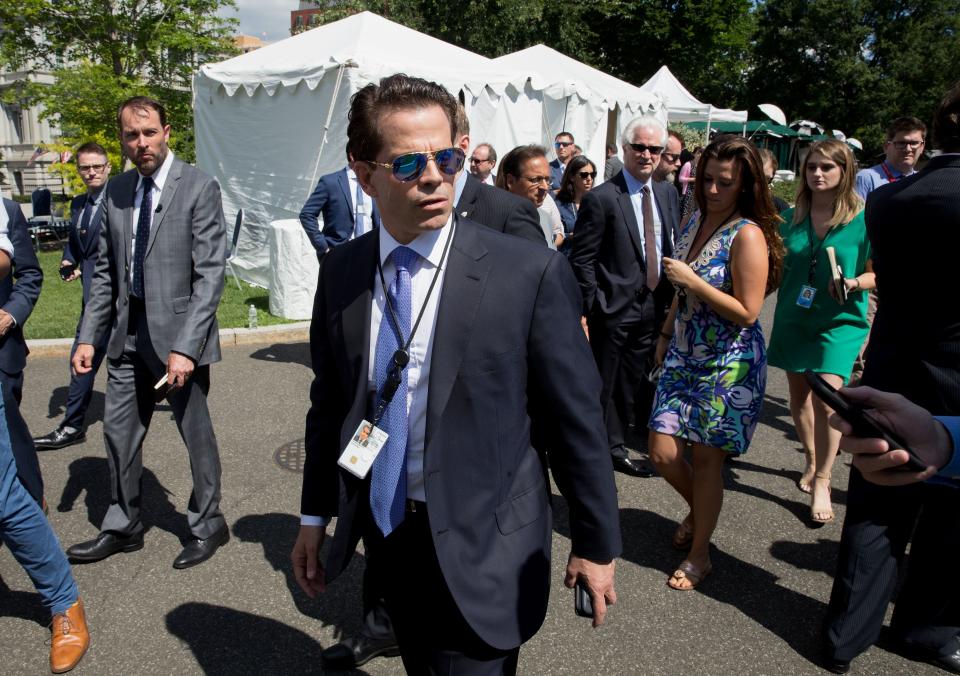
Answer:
[
  {"left": 879, "top": 161, "right": 899, "bottom": 183},
  {"left": 805, "top": 221, "right": 835, "bottom": 285},
  {"left": 370, "top": 221, "right": 456, "bottom": 426}
]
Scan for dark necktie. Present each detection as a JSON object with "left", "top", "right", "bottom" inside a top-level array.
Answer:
[
  {"left": 642, "top": 185, "right": 659, "bottom": 289},
  {"left": 78, "top": 198, "right": 93, "bottom": 239},
  {"left": 369, "top": 246, "right": 418, "bottom": 536},
  {"left": 132, "top": 177, "right": 153, "bottom": 299}
]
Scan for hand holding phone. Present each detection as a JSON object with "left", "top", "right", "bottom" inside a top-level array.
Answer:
[
  {"left": 59, "top": 262, "right": 77, "bottom": 281},
  {"left": 574, "top": 579, "right": 594, "bottom": 619},
  {"left": 804, "top": 370, "right": 926, "bottom": 471}
]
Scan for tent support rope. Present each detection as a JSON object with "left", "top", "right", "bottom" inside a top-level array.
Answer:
[{"left": 307, "top": 62, "right": 347, "bottom": 197}]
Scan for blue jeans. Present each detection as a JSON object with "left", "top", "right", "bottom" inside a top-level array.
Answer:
[{"left": 0, "top": 384, "right": 78, "bottom": 614}]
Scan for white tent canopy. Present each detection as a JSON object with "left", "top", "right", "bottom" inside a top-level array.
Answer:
[
  {"left": 489, "top": 45, "right": 663, "bottom": 171},
  {"left": 194, "top": 11, "right": 530, "bottom": 287},
  {"left": 639, "top": 65, "right": 747, "bottom": 125}
]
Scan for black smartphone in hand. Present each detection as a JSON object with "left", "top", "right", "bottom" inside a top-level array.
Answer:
[
  {"left": 59, "top": 263, "right": 77, "bottom": 280},
  {"left": 804, "top": 370, "right": 926, "bottom": 471},
  {"left": 574, "top": 579, "right": 594, "bottom": 619}
]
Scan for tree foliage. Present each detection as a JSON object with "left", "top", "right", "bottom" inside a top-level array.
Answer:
[{"left": 0, "top": 0, "right": 237, "bottom": 176}]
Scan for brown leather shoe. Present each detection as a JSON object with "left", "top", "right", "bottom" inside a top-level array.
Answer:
[{"left": 50, "top": 599, "right": 89, "bottom": 673}]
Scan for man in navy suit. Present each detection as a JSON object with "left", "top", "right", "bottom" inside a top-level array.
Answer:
[
  {"left": 549, "top": 131, "right": 575, "bottom": 191},
  {"left": 0, "top": 197, "right": 44, "bottom": 505},
  {"left": 569, "top": 115, "right": 679, "bottom": 479},
  {"left": 299, "top": 162, "right": 381, "bottom": 260},
  {"left": 292, "top": 73, "right": 620, "bottom": 675},
  {"left": 34, "top": 142, "right": 112, "bottom": 451}
]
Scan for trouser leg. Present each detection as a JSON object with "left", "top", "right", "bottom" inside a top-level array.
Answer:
[
  {"left": 166, "top": 366, "right": 225, "bottom": 539},
  {"left": 0, "top": 369, "right": 42, "bottom": 504},
  {"left": 62, "top": 326, "right": 108, "bottom": 431}
]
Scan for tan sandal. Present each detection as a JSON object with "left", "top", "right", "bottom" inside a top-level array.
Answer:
[
  {"left": 810, "top": 472, "right": 834, "bottom": 524},
  {"left": 672, "top": 517, "right": 694, "bottom": 550},
  {"left": 667, "top": 560, "right": 712, "bottom": 591}
]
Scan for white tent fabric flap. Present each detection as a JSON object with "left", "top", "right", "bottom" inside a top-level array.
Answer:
[{"left": 639, "top": 65, "right": 747, "bottom": 124}]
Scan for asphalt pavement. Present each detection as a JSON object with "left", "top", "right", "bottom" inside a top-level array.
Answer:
[{"left": 0, "top": 301, "right": 942, "bottom": 675}]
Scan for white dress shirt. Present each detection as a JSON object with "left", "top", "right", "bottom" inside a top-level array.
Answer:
[
  {"left": 300, "top": 216, "right": 453, "bottom": 526},
  {"left": 622, "top": 168, "right": 663, "bottom": 265},
  {"left": 347, "top": 166, "right": 375, "bottom": 238},
  {"left": 0, "top": 200, "right": 13, "bottom": 258},
  {"left": 130, "top": 150, "right": 175, "bottom": 285}
]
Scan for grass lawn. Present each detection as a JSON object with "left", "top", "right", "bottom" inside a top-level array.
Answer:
[{"left": 23, "top": 247, "right": 297, "bottom": 340}]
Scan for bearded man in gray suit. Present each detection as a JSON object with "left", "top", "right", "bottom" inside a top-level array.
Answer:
[{"left": 66, "top": 96, "right": 229, "bottom": 570}]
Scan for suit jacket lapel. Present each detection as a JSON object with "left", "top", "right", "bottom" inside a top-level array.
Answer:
[
  {"left": 337, "top": 169, "right": 355, "bottom": 224},
  {"left": 120, "top": 171, "right": 138, "bottom": 272},
  {"left": 336, "top": 234, "right": 377, "bottom": 437},
  {"left": 425, "top": 220, "right": 490, "bottom": 452},
  {"left": 456, "top": 174, "right": 479, "bottom": 218},
  {"left": 614, "top": 174, "right": 644, "bottom": 265},
  {"left": 653, "top": 182, "right": 674, "bottom": 258},
  {"left": 146, "top": 158, "right": 182, "bottom": 256}
]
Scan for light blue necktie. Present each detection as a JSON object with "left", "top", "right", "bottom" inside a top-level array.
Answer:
[
  {"left": 355, "top": 181, "right": 365, "bottom": 237},
  {"left": 370, "top": 246, "right": 418, "bottom": 536}
]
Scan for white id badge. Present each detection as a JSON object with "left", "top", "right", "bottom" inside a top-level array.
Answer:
[
  {"left": 337, "top": 420, "right": 388, "bottom": 478},
  {"left": 796, "top": 284, "right": 817, "bottom": 309}
]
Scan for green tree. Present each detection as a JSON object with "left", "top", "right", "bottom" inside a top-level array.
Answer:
[{"left": 0, "top": 0, "right": 237, "bottom": 170}]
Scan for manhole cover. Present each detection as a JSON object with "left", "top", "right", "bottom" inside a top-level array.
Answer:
[{"left": 274, "top": 439, "right": 305, "bottom": 473}]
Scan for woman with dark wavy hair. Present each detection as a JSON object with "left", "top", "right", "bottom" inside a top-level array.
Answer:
[
  {"left": 648, "top": 135, "right": 785, "bottom": 591},
  {"left": 555, "top": 155, "right": 597, "bottom": 253},
  {"left": 767, "top": 139, "right": 872, "bottom": 525}
]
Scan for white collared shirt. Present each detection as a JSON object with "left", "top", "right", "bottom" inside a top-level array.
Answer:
[
  {"left": 0, "top": 201, "right": 13, "bottom": 258},
  {"left": 367, "top": 217, "right": 453, "bottom": 502},
  {"left": 130, "top": 150, "right": 175, "bottom": 284},
  {"left": 622, "top": 168, "right": 663, "bottom": 266},
  {"left": 347, "top": 166, "right": 375, "bottom": 238}
]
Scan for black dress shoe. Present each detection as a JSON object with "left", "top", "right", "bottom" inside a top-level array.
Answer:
[
  {"left": 612, "top": 455, "right": 655, "bottom": 478},
  {"left": 173, "top": 525, "right": 229, "bottom": 569},
  {"left": 33, "top": 427, "right": 86, "bottom": 451},
  {"left": 67, "top": 531, "right": 144, "bottom": 563},
  {"left": 321, "top": 634, "right": 401, "bottom": 669}
]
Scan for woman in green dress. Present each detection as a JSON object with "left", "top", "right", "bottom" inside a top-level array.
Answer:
[{"left": 768, "top": 140, "right": 875, "bottom": 524}]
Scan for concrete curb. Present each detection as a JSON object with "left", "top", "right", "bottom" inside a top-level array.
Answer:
[{"left": 26, "top": 321, "right": 312, "bottom": 358}]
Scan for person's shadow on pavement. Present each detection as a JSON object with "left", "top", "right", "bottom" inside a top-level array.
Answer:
[
  {"left": 56, "top": 456, "right": 187, "bottom": 540},
  {"left": 249, "top": 343, "right": 311, "bottom": 369},
  {"left": 44, "top": 386, "right": 106, "bottom": 428}
]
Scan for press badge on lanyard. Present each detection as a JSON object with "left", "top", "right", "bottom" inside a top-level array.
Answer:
[
  {"left": 798, "top": 222, "right": 832, "bottom": 309},
  {"left": 339, "top": 420, "right": 389, "bottom": 478}
]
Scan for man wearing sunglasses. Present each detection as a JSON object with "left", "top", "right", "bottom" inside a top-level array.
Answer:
[
  {"left": 299, "top": 160, "right": 382, "bottom": 262},
  {"left": 855, "top": 117, "right": 926, "bottom": 200},
  {"left": 549, "top": 132, "right": 575, "bottom": 191},
  {"left": 468, "top": 143, "right": 497, "bottom": 185},
  {"left": 33, "top": 142, "right": 112, "bottom": 452},
  {"left": 293, "top": 73, "right": 620, "bottom": 675},
  {"left": 569, "top": 115, "right": 679, "bottom": 479},
  {"left": 653, "top": 130, "right": 684, "bottom": 188}
]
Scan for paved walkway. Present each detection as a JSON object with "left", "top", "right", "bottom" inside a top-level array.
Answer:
[{"left": 0, "top": 305, "right": 941, "bottom": 675}]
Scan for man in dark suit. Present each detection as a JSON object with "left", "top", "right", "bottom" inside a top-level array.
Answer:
[
  {"left": 292, "top": 73, "right": 620, "bottom": 675},
  {"left": 822, "top": 83, "right": 960, "bottom": 674},
  {"left": 569, "top": 115, "right": 679, "bottom": 478},
  {"left": 33, "top": 142, "right": 112, "bottom": 451},
  {"left": 0, "top": 198, "right": 44, "bottom": 505},
  {"left": 299, "top": 163, "right": 381, "bottom": 260},
  {"left": 66, "top": 96, "right": 229, "bottom": 570},
  {"left": 549, "top": 131, "right": 575, "bottom": 191}
]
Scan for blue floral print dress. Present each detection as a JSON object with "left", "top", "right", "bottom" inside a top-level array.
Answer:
[{"left": 648, "top": 215, "right": 767, "bottom": 455}]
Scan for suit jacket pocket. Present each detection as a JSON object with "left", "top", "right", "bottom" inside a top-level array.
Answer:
[
  {"left": 495, "top": 481, "right": 547, "bottom": 535},
  {"left": 172, "top": 295, "right": 190, "bottom": 314}
]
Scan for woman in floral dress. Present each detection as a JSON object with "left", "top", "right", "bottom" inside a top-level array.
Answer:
[{"left": 648, "top": 136, "right": 785, "bottom": 591}]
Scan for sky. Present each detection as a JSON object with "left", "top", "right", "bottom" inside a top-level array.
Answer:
[{"left": 221, "top": 0, "right": 293, "bottom": 43}]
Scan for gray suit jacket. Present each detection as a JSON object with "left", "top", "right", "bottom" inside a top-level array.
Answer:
[{"left": 79, "top": 157, "right": 226, "bottom": 366}]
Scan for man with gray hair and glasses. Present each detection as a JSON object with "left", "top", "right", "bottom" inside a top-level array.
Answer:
[{"left": 570, "top": 115, "right": 680, "bottom": 478}]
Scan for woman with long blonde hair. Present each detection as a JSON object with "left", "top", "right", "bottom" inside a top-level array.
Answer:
[{"left": 767, "top": 139, "right": 874, "bottom": 523}]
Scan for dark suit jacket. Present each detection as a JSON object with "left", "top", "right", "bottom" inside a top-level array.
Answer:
[
  {"left": 302, "top": 218, "right": 621, "bottom": 651},
  {"left": 568, "top": 170, "right": 679, "bottom": 322},
  {"left": 299, "top": 168, "right": 381, "bottom": 254},
  {"left": 862, "top": 154, "right": 960, "bottom": 414},
  {"left": 79, "top": 158, "right": 226, "bottom": 366},
  {"left": 549, "top": 158, "right": 564, "bottom": 191},
  {"left": 456, "top": 173, "right": 544, "bottom": 245},
  {"left": 62, "top": 189, "right": 106, "bottom": 305},
  {"left": 0, "top": 200, "right": 43, "bottom": 375}
]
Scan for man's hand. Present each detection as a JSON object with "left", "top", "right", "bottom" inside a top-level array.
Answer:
[
  {"left": 828, "top": 386, "right": 953, "bottom": 486},
  {"left": 580, "top": 316, "right": 590, "bottom": 342},
  {"left": 60, "top": 260, "right": 80, "bottom": 282},
  {"left": 72, "top": 344, "right": 96, "bottom": 375},
  {"left": 291, "top": 525, "right": 327, "bottom": 598},
  {"left": 0, "top": 309, "right": 14, "bottom": 337},
  {"left": 167, "top": 352, "right": 196, "bottom": 391},
  {"left": 565, "top": 554, "right": 616, "bottom": 628}
]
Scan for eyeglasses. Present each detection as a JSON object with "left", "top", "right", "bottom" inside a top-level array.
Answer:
[
  {"left": 890, "top": 140, "right": 923, "bottom": 150},
  {"left": 364, "top": 147, "right": 465, "bottom": 182},
  {"left": 554, "top": 141, "right": 573, "bottom": 149},
  {"left": 469, "top": 156, "right": 491, "bottom": 165},
  {"left": 577, "top": 171, "right": 597, "bottom": 179},
  {"left": 661, "top": 153, "right": 680, "bottom": 163},
  {"left": 78, "top": 163, "right": 108, "bottom": 173},
  {"left": 627, "top": 143, "right": 664, "bottom": 156},
  {"left": 523, "top": 176, "right": 551, "bottom": 186}
]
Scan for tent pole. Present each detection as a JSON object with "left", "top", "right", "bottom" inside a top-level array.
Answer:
[{"left": 307, "top": 63, "right": 347, "bottom": 197}]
